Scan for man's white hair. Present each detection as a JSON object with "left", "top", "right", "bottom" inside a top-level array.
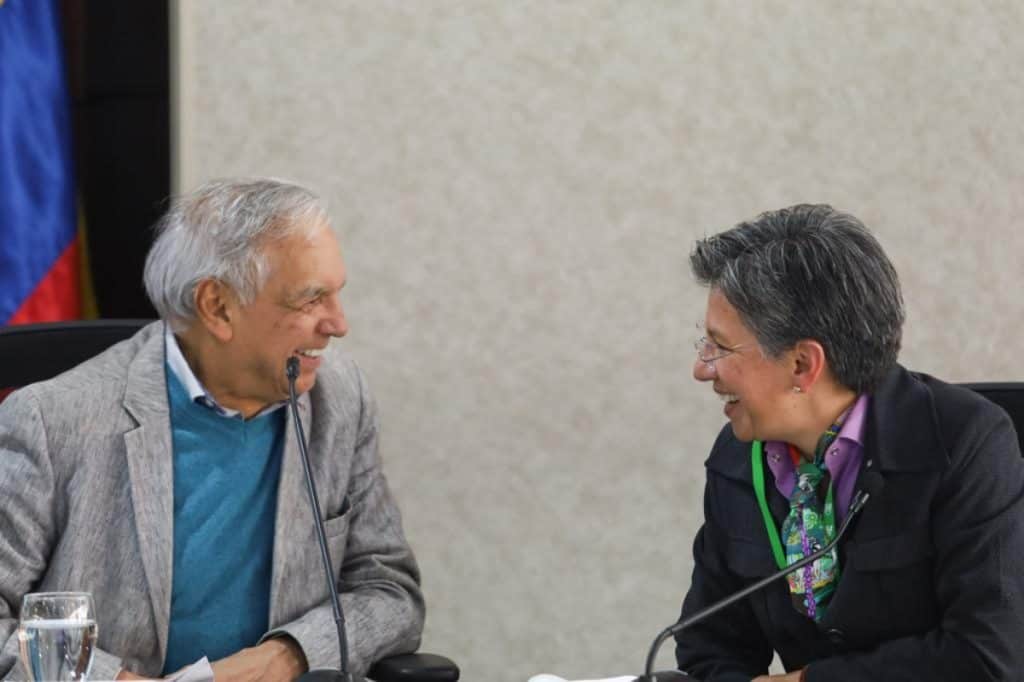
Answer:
[{"left": 143, "top": 177, "right": 329, "bottom": 331}]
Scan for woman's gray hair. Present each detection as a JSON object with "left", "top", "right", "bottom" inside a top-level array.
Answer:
[
  {"left": 143, "top": 178, "right": 329, "bottom": 331},
  {"left": 690, "top": 204, "right": 904, "bottom": 394}
]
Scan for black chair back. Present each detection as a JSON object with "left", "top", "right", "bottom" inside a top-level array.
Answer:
[
  {"left": 961, "top": 382, "right": 1024, "bottom": 456},
  {"left": 0, "top": 320, "right": 150, "bottom": 402}
]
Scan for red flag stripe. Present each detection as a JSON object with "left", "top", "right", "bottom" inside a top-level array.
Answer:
[{"left": 8, "top": 237, "right": 81, "bottom": 325}]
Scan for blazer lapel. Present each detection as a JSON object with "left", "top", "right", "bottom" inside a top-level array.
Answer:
[
  {"left": 122, "top": 325, "right": 175, "bottom": 663},
  {"left": 268, "top": 390, "right": 314, "bottom": 626},
  {"left": 864, "top": 365, "right": 945, "bottom": 474},
  {"left": 824, "top": 366, "right": 947, "bottom": 627}
]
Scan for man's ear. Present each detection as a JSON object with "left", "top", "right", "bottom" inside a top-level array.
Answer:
[
  {"left": 791, "top": 339, "right": 827, "bottom": 393},
  {"left": 193, "top": 278, "right": 236, "bottom": 343}
]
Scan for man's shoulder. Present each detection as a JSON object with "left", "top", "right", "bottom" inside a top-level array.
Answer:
[
  {"left": 3, "top": 322, "right": 162, "bottom": 418},
  {"left": 315, "top": 346, "right": 364, "bottom": 384},
  {"left": 310, "top": 348, "right": 372, "bottom": 406},
  {"left": 304, "top": 350, "right": 379, "bottom": 441}
]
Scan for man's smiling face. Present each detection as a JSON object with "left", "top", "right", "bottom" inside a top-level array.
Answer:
[{"left": 224, "top": 220, "right": 349, "bottom": 412}]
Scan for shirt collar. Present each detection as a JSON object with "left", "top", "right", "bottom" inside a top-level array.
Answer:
[
  {"left": 764, "top": 393, "right": 870, "bottom": 473},
  {"left": 164, "top": 324, "right": 287, "bottom": 420},
  {"left": 836, "top": 393, "right": 869, "bottom": 447}
]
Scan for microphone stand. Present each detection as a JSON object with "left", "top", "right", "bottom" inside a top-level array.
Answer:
[
  {"left": 287, "top": 357, "right": 363, "bottom": 682},
  {"left": 637, "top": 474, "right": 883, "bottom": 682}
]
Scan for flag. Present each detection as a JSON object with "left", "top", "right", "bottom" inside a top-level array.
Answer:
[{"left": 0, "top": 0, "right": 84, "bottom": 325}]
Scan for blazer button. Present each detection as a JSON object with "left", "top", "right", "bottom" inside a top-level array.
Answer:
[{"left": 825, "top": 628, "right": 846, "bottom": 645}]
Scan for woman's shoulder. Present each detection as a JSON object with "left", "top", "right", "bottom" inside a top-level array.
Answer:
[
  {"left": 901, "top": 368, "right": 1019, "bottom": 462},
  {"left": 908, "top": 369, "right": 1008, "bottom": 427},
  {"left": 703, "top": 423, "right": 753, "bottom": 482}
]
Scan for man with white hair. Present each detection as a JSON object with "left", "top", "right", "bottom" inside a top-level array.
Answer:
[{"left": 0, "top": 178, "right": 424, "bottom": 680}]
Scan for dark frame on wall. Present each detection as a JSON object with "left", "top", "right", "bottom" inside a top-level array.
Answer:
[{"left": 61, "top": 0, "right": 170, "bottom": 318}]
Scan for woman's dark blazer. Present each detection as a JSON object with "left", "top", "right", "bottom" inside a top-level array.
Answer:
[{"left": 675, "top": 365, "right": 1024, "bottom": 682}]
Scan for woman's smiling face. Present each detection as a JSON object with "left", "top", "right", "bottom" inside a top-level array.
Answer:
[{"left": 693, "top": 288, "right": 800, "bottom": 444}]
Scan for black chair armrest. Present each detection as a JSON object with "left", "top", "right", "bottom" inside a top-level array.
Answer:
[{"left": 368, "top": 653, "right": 459, "bottom": 682}]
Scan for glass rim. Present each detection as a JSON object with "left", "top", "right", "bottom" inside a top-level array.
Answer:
[
  {"left": 22, "top": 591, "right": 93, "bottom": 600},
  {"left": 20, "top": 591, "right": 95, "bottom": 620}
]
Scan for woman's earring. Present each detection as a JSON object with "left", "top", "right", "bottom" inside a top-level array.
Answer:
[{"left": 792, "top": 386, "right": 802, "bottom": 393}]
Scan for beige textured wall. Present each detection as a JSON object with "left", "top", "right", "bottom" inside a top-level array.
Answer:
[{"left": 172, "top": 2, "right": 1024, "bottom": 679}]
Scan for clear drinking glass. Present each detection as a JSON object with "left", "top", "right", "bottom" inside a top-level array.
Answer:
[{"left": 17, "top": 592, "right": 97, "bottom": 682}]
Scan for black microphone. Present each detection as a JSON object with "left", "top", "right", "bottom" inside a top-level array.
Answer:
[
  {"left": 286, "top": 356, "right": 363, "bottom": 682},
  {"left": 636, "top": 472, "right": 885, "bottom": 682}
]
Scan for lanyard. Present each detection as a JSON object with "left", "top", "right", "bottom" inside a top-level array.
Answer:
[{"left": 751, "top": 440, "right": 836, "bottom": 570}]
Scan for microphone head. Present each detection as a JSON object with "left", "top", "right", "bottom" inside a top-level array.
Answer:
[
  {"left": 860, "top": 471, "right": 885, "bottom": 498},
  {"left": 286, "top": 356, "right": 301, "bottom": 381}
]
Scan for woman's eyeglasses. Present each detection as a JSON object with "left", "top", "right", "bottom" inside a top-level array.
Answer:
[{"left": 694, "top": 331, "right": 745, "bottom": 369}]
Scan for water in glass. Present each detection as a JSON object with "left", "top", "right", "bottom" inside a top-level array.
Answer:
[{"left": 18, "top": 593, "right": 97, "bottom": 682}]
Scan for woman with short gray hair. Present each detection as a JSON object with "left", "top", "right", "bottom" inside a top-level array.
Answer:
[{"left": 674, "top": 204, "right": 1024, "bottom": 681}]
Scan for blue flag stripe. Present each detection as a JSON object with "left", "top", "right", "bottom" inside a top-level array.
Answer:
[{"left": 0, "top": 0, "right": 77, "bottom": 323}]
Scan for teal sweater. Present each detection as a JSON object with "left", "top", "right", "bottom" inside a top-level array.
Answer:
[{"left": 162, "top": 366, "right": 285, "bottom": 673}]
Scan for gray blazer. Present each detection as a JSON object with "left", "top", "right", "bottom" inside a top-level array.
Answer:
[{"left": 0, "top": 322, "right": 424, "bottom": 679}]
